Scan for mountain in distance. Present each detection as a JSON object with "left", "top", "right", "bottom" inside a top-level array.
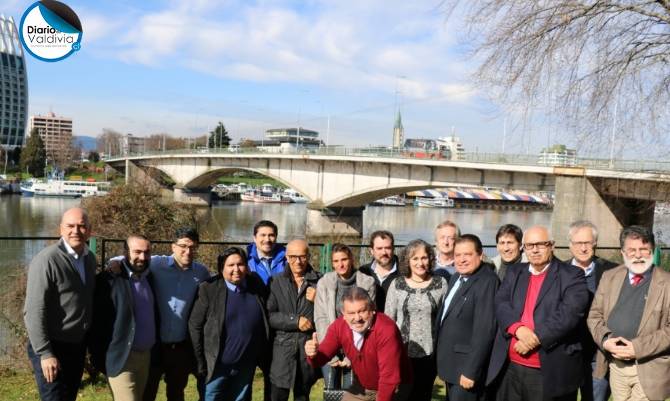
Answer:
[{"left": 73, "top": 135, "right": 97, "bottom": 151}]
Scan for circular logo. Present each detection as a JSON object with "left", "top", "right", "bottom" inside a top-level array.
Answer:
[{"left": 19, "top": 1, "right": 82, "bottom": 62}]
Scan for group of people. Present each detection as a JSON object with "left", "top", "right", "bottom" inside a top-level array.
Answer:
[{"left": 23, "top": 206, "right": 670, "bottom": 401}]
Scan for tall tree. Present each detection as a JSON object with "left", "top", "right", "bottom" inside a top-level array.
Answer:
[
  {"left": 96, "top": 129, "right": 123, "bottom": 156},
  {"left": 208, "top": 122, "right": 231, "bottom": 149},
  {"left": 20, "top": 128, "right": 47, "bottom": 177},
  {"left": 445, "top": 0, "right": 670, "bottom": 155}
]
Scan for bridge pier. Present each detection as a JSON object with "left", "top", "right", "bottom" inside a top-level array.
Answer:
[
  {"left": 306, "top": 206, "right": 364, "bottom": 240},
  {"left": 174, "top": 187, "right": 212, "bottom": 206},
  {"left": 124, "top": 160, "right": 164, "bottom": 190},
  {"left": 551, "top": 176, "right": 655, "bottom": 257}
]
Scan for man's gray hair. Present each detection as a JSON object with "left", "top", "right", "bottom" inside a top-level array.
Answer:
[{"left": 567, "top": 220, "right": 598, "bottom": 243}]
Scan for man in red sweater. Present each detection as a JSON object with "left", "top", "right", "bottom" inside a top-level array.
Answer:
[{"left": 305, "top": 287, "right": 412, "bottom": 401}]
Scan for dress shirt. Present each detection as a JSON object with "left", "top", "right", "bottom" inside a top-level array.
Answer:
[
  {"left": 353, "top": 330, "right": 365, "bottom": 350},
  {"left": 224, "top": 278, "right": 247, "bottom": 293},
  {"left": 124, "top": 265, "right": 155, "bottom": 351},
  {"left": 62, "top": 238, "right": 89, "bottom": 285},
  {"left": 571, "top": 258, "right": 595, "bottom": 277},
  {"left": 440, "top": 276, "right": 468, "bottom": 323},
  {"left": 628, "top": 268, "right": 652, "bottom": 285}
]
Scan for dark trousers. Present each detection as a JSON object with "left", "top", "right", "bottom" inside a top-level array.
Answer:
[
  {"left": 408, "top": 355, "right": 436, "bottom": 401},
  {"left": 270, "top": 365, "right": 312, "bottom": 401},
  {"left": 447, "top": 382, "right": 485, "bottom": 401},
  {"left": 28, "top": 340, "right": 86, "bottom": 401},
  {"left": 496, "top": 363, "right": 577, "bottom": 401},
  {"left": 143, "top": 341, "right": 205, "bottom": 401},
  {"left": 579, "top": 360, "right": 610, "bottom": 401},
  {"left": 244, "top": 353, "right": 271, "bottom": 401}
]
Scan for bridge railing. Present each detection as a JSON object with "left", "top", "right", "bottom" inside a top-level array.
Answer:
[{"left": 105, "top": 147, "right": 670, "bottom": 174}]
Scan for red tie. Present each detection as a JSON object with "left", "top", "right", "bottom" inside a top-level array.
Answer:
[{"left": 632, "top": 274, "right": 644, "bottom": 286}]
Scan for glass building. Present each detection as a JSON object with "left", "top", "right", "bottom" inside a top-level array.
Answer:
[{"left": 0, "top": 15, "right": 28, "bottom": 150}]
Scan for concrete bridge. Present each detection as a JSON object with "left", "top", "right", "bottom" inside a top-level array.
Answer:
[{"left": 105, "top": 149, "right": 670, "bottom": 247}]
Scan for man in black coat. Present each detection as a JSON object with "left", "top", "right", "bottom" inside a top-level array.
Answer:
[
  {"left": 267, "top": 239, "right": 321, "bottom": 401},
  {"left": 564, "top": 220, "right": 617, "bottom": 401},
  {"left": 358, "top": 230, "right": 399, "bottom": 312},
  {"left": 436, "top": 234, "right": 499, "bottom": 401},
  {"left": 486, "top": 226, "right": 589, "bottom": 401}
]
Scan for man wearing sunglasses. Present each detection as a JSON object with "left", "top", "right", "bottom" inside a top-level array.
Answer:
[{"left": 487, "top": 225, "right": 589, "bottom": 401}]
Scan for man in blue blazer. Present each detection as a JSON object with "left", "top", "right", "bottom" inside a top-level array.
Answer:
[{"left": 486, "top": 226, "right": 589, "bottom": 401}]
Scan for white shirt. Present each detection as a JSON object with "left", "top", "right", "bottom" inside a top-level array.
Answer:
[
  {"left": 62, "top": 238, "right": 89, "bottom": 285},
  {"left": 528, "top": 263, "right": 550, "bottom": 276},
  {"left": 440, "top": 275, "right": 469, "bottom": 323},
  {"left": 352, "top": 330, "right": 365, "bottom": 350},
  {"left": 571, "top": 258, "right": 595, "bottom": 277},
  {"left": 372, "top": 260, "right": 397, "bottom": 285}
]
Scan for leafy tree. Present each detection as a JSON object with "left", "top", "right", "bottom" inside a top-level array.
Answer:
[
  {"left": 208, "top": 122, "right": 231, "bottom": 148},
  {"left": 20, "top": 128, "right": 46, "bottom": 177},
  {"left": 239, "top": 138, "right": 256, "bottom": 148},
  {"left": 445, "top": 0, "right": 670, "bottom": 153},
  {"left": 88, "top": 151, "right": 101, "bottom": 163}
]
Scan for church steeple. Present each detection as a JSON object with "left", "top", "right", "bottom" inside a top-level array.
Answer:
[{"left": 392, "top": 110, "right": 404, "bottom": 148}]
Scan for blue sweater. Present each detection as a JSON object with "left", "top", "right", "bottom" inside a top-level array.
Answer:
[{"left": 218, "top": 289, "right": 265, "bottom": 367}]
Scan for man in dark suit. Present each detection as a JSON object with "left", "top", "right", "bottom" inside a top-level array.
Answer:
[
  {"left": 436, "top": 234, "right": 499, "bottom": 401},
  {"left": 486, "top": 225, "right": 590, "bottom": 401},
  {"left": 565, "top": 220, "right": 617, "bottom": 401}
]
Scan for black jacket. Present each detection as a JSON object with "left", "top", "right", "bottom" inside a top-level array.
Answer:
[
  {"left": 188, "top": 272, "right": 269, "bottom": 383},
  {"left": 436, "top": 265, "right": 499, "bottom": 387},
  {"left": 267, "top": 266, "right": 321, "bottom": 389},
  {"left": 89, "top": 265, "right": 159, "bottom": 377},
  {"left": 486, "top": 257, "right": 589, "bottom": 397},
  {"left": 359, "top": 255, "right": 399, "bottom": 313},
  {"left": 565, "top": 256, "right": 618, "bottom": 362}
]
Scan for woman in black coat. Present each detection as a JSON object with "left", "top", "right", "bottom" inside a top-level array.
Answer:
[{"left": 267, "top": 239, "right": 321, "bottom": 401}]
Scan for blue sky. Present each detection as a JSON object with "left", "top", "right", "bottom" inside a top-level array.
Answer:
[{"left": 4, "top": 0, "right": 537, "bottom": 152}]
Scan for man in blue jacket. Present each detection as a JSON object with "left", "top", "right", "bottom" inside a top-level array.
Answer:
[
  {"left": 247, "top": 220, "right": 286, "bottom": 286},
  {"left": 246, "top": 219, "right": 286, "bottom": 401}
]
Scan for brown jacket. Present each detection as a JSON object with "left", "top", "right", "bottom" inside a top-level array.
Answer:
[{"left": 587, "top": 265, "right": 670, "bottom": 400}]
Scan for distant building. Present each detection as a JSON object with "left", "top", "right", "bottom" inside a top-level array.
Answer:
[
  {"left": 119, "top": 134, "right": 146, "bottom": 155},
  {"left": 539, "top": 145, "right": 576, "bottom": 166},
  {"left": 30, "top": 112, "right": 72, "bottom": 158},
  {"left": 250, "top": 127, "right": 322, "bottom": 153},
  {"left": 0, "top": 15, "right": 28, "bottom": 150},
  {"left": 392, "top": 111, "right": 404, "bottom": 148},
  {"left": 437, "top": 135, "right": 465, "bottom": 160}
]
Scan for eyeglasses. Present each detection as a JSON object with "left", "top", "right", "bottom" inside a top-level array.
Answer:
[
  {"left": 287, "top": 255, "right": 308, "bottom": 262},
  {"left": 623, "top": 247, "right": 652, "bottom": 257},
  {"left": 523, "top": 241, "right": 553, "bottom": 250},
  {"left": 174, "top": 243, "right": 198, "bottom": 252},
  {"left": 570, "top": 241, "right": 595, "bottom": 248}
]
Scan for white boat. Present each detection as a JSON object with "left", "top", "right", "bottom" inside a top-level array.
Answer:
[
  {"left": 282, "top": 189, "right": 308, "bottom": 203},
  {"left": 21, "top": 179, "right": 111, "bottom": 198},
  {"left": 254, "top": 192, "right": 284, "bottom": 203},
  {"left": 240, "top": 190, "right": 256, "bottom": 202},
  {"left": 413, "top": 196, "right": 454, "bottom": 208},
  {"left": 372, "top": 195, "right": 406, "bottom": 207}
]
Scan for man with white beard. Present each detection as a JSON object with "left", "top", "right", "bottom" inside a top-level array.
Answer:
[{"left": 588, "top": 226, "right": 670, "bottom": 401}]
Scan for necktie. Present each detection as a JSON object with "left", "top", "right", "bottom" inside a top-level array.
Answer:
[
  {"left": 440, "top": 276, "right": 464, "bottom": 323},
  {"left": 632, "top": 274, "right": 644, "bottom": 286}
]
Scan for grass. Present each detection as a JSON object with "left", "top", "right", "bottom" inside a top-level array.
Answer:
[{"left": 0, "top": 369, "right": 448, "bottom": 401}]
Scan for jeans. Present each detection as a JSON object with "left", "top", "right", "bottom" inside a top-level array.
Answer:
[
  {"left": 321, "top": 364, "right": 353, "bottom": 390},
  {"left": 205, "top": 357, "right": 257, "bottom": 401},
  {"left": 27, "top": 341, "right": 86, "bottom": 401}
]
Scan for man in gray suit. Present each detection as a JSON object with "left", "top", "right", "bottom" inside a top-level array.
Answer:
[{"left": 24, "top": 207, "right": 97, "bottom": 401}]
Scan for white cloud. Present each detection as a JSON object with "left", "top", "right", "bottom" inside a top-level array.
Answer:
[{"left": 86, "top": 1, "right": 477, "bottom": 104}]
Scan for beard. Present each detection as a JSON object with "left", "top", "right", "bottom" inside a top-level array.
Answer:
[{"left": 623, "top": 255, "right": 653, "bottom": 274}]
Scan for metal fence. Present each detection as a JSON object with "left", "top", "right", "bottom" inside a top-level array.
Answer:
[{"left": 2, "top": 236, "right": 670, "bottom": 370}]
